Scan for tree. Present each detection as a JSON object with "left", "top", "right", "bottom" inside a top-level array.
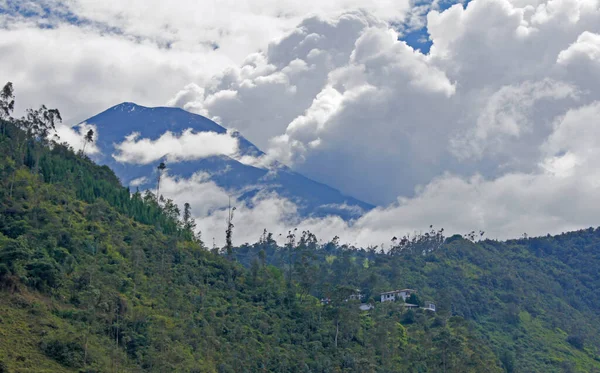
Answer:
[
  {"left": 182, "top": 202, "right": 202, "bottom": 244},
  {"left": 0, "top": 82, "right": 15, "bottom": 135},
  {"left": 433, "top": 328, "right": 464, "bottom": 373},
  {"left": 566, "top": 334, "right": 585, "bottom": 350},
  {"left": 162, "top": 198, "right": 180, "bottom": 221},
  {"left": 183, "top": 203, "right": 196, "bottom": 230},
  {"left": 82, "top": 128, "right": 94, "bottom": 156},
  {"left": 225, "top": 197, "right": 236, "bottom": 258},
  {"left": 22, "top": 105, "right": 62, "bottom": 140},
  {"left": 18, "top": 105, "right": 62, "bottom": 172},
  {"left": 285, "top": 228, "right": 297, "bottom": 285},
  {"left": 156, "top": 161, "right": 166, "bottom": 199},
  {"left": 296, "top": 230, "right": 317, "bottom": 301},
  {"left": 389, "top": 226, "right": 445, "bottom": 255}
]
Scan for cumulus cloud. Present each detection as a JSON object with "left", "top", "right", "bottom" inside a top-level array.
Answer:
[
  {"left": 172, "top": 12, "right": 459, "bottom": 204},
  {"left": 558, "top": 31, "right": 600, "bottom": 65},
  {"left": 157, "top": 0, "right": 600, "bottom": 244},
  {"left": 170, "top": 12, "right": 386, "bottom": 148},
  {"left": 451, "top": 79, "right": 579, "bottom": 160},
  {"left": 160, "top": 172, "right": 232, "bottom": 217},
  {"left": 112, "top": 129, "right": 239, "bottom": 164}
]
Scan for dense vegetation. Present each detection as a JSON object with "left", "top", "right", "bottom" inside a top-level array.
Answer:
[
  {"left": 234, "top": 228, "right": 600, "bottom": 372},
  {"left": 0, "top": 85, "right": 599, "bottom": 372}
]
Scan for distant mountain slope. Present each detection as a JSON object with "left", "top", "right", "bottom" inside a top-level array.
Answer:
[{"left": 81, "top": 102, "right": 374, "bottom": 219}]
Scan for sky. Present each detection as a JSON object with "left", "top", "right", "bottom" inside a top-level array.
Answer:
[{"left": 3, "top": 0, "right": 600, "bottom": 247}]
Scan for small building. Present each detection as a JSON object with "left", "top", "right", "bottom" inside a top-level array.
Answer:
[
  {"left": 403, "top": 303, "right": 419, "bottom": 308},
  {"left": 320, "top": 297, "right": 331, "bottom": 305},
  {"left": 359, "top": 303, "right": 374, "bottom": 311},
  {"left": 348, "top": 289, "right": 363, "bottom": 301},
  {"left": 423, "top": 302, "right": 436, "bottom": 312},
  {"left": 380, "top": 289, "right": 416, "bottom": 303}
]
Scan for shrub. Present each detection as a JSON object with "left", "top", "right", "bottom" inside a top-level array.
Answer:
[
  {"left": 0, "top": 360, "right": 8, "bottom": 373},
  {"left": 40, "top": 339, "right": 85, "bottom": 368},
  {"left": 566, "top": 334, "right": 585, "bottom": 350}
]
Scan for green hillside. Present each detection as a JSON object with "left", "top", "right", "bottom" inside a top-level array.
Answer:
[
  {"left": 0, "top": 89, "right": 599, "bottom": 372},
  {"left": 234, "top": 228, "right": 600, "bottom": 372}
]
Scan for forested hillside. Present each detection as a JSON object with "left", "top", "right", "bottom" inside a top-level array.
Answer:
[
  {"left": 234, "top": 228, "right": 600, "bottom": 372},
  {"left": 0, "top": 85, "right": 599, "bottom": 373}
]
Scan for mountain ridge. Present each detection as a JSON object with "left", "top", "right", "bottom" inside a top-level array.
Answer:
[{"left": 78, "top": 102, "right": 374, "bottom": 220}]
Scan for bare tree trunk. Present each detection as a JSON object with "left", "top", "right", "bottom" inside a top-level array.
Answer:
[
  {"left": 9, "top": 172, "right": 15, "bottom": 198},
  {"left": 115, "top": 312, "right": 119, "bottom": 373},
  {"left": 35, "top": 150, "right": 40, "bottom": 175},
  {"left": 443, "top": 346, "right": 447, "bottom": 373},
  {"left": 335, "top": 320, "right": 339, "bottom": 348},
  {"left": 83, "top": 326, "right": 89, "bottom": 372}
]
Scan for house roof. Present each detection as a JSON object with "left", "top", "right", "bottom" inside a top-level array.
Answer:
[{"left": 380, "top": 289, "right": 416, "bottom": 295}]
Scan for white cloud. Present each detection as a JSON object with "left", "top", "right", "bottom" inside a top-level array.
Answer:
[
  {"left": 55, "top": 122, "right": 100, "bottom": 155},
  {"left": 556, "top": 31, "right": 600, "bottom": 88},
  {"left": 129, "top": 176, "right": 149, "bottom": 187},
  {"left": 160, "top": 172, "right": 231, "bottom": 217},
  {"left": 451, "top": 79, "right": 578, "bottom": 160},
  {"left": 542, "top": 100, "right": 600, "bottom": 160},
  {"left": 112, "top": 129, "right": 239, "bottom": 164},
  {"left": 169, "top": 12, "right": 385, "bottom": 149},
  {"left": 0, "top": 21, "right": 227, "bottom": 124}
]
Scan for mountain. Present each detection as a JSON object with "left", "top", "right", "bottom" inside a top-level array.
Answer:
[{"left": 79, "top": 102, "right": 374, "bottom": 220}]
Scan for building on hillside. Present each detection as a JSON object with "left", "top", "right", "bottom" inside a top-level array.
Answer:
[
  {"left": 359, "top": 303, "right": 374, "bottom": 311},
  {"left": 380, "top": 289, "right": 416, "bottom": 303},
  {"left": 348, "top": 289, "right": 363, "bottom": 301},
  {"left": 423, "top": 302, "right": 436, "bottom": 312},
  {"left": 320, "top": 297, "right": 331, "bottom": 305}
]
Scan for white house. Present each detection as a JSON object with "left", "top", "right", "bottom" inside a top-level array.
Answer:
[
  {"left": 423, "top": 302, "right": 436, "bottom": 312},
  {"left": 348, "top": 289, "right": 363, "bottom": 301},
  {"left": 380, "top": 289, "right": 416, "bottom": 303}
]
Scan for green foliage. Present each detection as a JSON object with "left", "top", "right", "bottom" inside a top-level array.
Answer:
[
  {"left": 234, "top": 227, "right": 600, "bottom": 372},
  {"left": 567, "top": 334, "right": 585, "bottom": 350},
  {"left": 39, "top": 338, "right": 85, "bottom": 368}
]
